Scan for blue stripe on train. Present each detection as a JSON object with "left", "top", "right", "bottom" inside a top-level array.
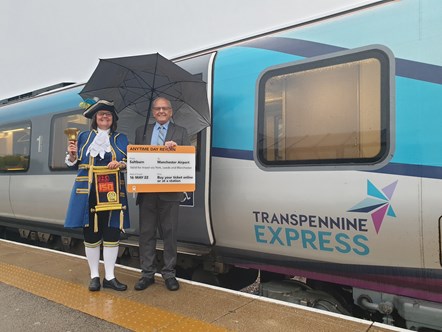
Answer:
[
  {"left": 243, "top": 37, "right": 442, "bottom": 85},
  {"left": 211, "top": 147, "right": 442, "bottom": 180}
]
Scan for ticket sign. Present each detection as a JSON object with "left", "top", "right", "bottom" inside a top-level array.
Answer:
[{"left": 127, "top": 145, "right": 195, "bottom": 193}]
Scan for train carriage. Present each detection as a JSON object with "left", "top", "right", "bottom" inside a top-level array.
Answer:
[{"left": 1, "top": 1, "right": 442, "bottom": 330}]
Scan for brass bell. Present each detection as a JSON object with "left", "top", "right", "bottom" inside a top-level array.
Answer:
[{"left": 64, "top": 128, "right": 80, "bottom": 141}]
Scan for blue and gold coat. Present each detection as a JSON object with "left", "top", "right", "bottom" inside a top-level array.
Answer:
[{"left": 64, "top": 130, "right": 130, "bottom": 229}]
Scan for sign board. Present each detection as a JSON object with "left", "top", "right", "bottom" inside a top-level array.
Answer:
[
  {"left": 93, "top": 166, "right": 123, "bottom": 212},
  {"left": 127, "top": 145, "right": 195, "bottom": 193}
]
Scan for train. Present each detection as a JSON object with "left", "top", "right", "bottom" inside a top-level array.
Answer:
[{"left": 1, "top": 0, "right": 442, "bottom": 330}]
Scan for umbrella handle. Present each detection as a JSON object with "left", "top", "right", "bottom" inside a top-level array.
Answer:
[{"left": 142, "top": 55, "right": 160, "bottom": 141}]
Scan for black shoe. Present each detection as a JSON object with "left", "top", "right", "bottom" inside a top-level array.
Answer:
[
  {"left": 103, "top": 278, "right": 127, "bottom": 291},
  {"left": 165, "top": 277, "right": 179, "bottom": 291},
  {"left": 88, "top": 277, "right": 101, "bottom": 291},
  {"left": 134, "top": 277, "right": 155, "bottom": 291}
]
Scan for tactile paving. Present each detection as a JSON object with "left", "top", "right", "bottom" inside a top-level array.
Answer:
[{"left": 0, "top": 262, "right": 227, "bottom": 331}]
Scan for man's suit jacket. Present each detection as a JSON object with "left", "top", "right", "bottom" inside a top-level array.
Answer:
[{"left": 135, "top": 122, "right": 191, "bottom": 203}]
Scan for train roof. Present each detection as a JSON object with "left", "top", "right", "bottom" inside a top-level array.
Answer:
[{"left": 0, "top": 83, "right": 85, "bottom": 124}]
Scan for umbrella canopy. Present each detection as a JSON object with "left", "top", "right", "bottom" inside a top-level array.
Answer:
[{"left": 79, "top": 53, "right": 210, "bottom": 137}]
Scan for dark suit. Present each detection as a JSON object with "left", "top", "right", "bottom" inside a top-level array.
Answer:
[{"left": 135, "top": 122, "right": 190, "bottom": 279}]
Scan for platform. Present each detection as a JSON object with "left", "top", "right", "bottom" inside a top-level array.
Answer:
[{"left": 0, "top": 239, "right": 409, "bottom": 331}]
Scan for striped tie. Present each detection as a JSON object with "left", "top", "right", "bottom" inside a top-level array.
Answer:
[{"left": 158, "top": 126, "right": 165, "bottom": 145}]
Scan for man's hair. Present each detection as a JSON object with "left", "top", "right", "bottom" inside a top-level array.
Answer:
[{"left": 152, "top": 97, "right": 172, "bottom": 110}]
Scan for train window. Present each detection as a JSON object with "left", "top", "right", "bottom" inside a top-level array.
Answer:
[
  {"left": 257, "top": 46, "right": 394, "bottom": 169},
  {"left": 50, "top": 112, "right": 90, "bottom": 170},
  {"left": 0, "top": 122, "right": 31, "bottom": 172}
]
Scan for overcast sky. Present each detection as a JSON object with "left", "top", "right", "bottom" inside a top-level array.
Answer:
[{"left": 0, "top": 0, "right": 379, "bottom": 101}]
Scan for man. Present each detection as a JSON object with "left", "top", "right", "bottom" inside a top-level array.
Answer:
[{"left": 134, "top": 97, "right": 190, "bottom": 291}]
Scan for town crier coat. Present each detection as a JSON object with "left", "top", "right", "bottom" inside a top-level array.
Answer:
[{"left": 64, "top": 130, "right": 130, "bottom": 229}]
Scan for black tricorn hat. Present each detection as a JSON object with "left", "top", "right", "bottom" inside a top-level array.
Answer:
[{"left": 83, "top": 100, "right": 119, "bottom": 120}]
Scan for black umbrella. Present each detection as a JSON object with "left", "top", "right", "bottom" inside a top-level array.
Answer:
[{"left": 79, "top": 53, "right": 210, "bottom": 137}]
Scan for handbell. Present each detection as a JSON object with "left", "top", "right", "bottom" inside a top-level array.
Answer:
[{"left": 64, "top": 128, "right": 80, "bottom": 141}]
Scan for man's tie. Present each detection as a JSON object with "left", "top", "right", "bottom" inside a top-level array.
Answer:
[{"left": 158, "top": 125, "right": 165, "bottom": 145}]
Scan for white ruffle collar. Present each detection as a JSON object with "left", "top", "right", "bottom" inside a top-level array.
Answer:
[{"left": 86, "top": 129, "right": 111, "bottom": 158}]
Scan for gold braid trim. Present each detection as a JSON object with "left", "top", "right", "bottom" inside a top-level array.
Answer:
[
  {"left": 113, "top": 133, "right": 127, "bottom": 157},
  {"left": 88, "top": 156, "right": 94, "bottom": 184},
  {"left": 84, "top": 239, "right": 102, "bottom": 248},
  {"left": 75, "top": 176, "right": 88, "bottom": 182},
  {"left": 78, "top": 131, "right": 94, "bottom": 163},
  {"left": 120, "top": 210, "right": 124, "bottom": 230},
  {"left": 94, "top": 212, "right": 98, "bottom": 233},
  {"left": 103, "top": 240, "right": 119, "bottom": 247}
]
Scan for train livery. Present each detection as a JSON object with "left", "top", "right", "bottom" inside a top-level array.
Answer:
[{"left": 1, "top": 1, "right": 442, "bottom": 330}]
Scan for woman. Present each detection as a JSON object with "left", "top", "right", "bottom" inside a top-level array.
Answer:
[{"left": 64, "top": 99, "right": 130, "bottom": 291}]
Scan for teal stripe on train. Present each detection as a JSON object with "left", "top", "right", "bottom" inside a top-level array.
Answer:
[
  {"left": 212, "top": 47, "right": 301, "bottom": 151},
  {"left": 394, "top": 77, "right": 442, "bottom": 167},
  {"left": 0, "top": 87, "right": 83, "bottom": 123}
]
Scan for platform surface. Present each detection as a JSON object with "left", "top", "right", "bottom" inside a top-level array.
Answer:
[{"left": 0, "top": 239, "right": 409, "bottom": 332}]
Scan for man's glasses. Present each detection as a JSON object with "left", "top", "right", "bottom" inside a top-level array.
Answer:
[{"left": 152, "top": 106, "right": 171, "bottom": 112}]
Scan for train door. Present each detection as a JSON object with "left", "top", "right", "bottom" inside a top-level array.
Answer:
[
  {"left": 0, "top": 172, "right": 11, "bottom": 219},
  {"left": 0, "top": 122, "right": 28, "bottom": 221},
  {"left": 173, "top": 53, "right": 215, "bottom": 246}
]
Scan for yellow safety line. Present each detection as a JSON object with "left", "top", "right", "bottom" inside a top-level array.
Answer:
[{"left": 0, "top": 262, "right": 227, "bottom": 332}]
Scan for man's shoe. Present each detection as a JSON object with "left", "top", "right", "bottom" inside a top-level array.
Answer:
[
  {"left": 134, "top": 277, "right": 155, "bottom": 291},
  {"left": 88, "top": 277, "right": 101, "bottom": 291},
  {"left": 103, "top": 278, "right": 127, "bottom": 291},
  {"left": 165, "top": 277, "right": 179, "bottom": 291}
]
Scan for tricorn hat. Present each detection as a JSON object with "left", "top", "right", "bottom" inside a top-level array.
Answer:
[{"left": 83, "top": 100, "right": 119, "bottom": 120}]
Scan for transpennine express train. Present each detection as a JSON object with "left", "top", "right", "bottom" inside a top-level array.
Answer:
[{"left": 1, "top": 1, "right": 441, "bottom": 330}]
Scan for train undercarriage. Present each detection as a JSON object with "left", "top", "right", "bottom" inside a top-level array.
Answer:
[{"left": 1, "top": 224, "right": 442, "bottom": 332}]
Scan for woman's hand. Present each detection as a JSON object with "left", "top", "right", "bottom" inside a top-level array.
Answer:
[
  {"left": 67, "top": 140, "right": 77, "bottom": 162},
  {"left": 107, "top": 160, "right": 125, "bottom": 169}
]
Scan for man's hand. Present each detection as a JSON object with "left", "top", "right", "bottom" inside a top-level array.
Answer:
[{"left": 164, "top": 141, "right": 177, "bottom": 150}]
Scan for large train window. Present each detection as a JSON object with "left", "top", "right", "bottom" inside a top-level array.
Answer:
[
  {"left": 50, "top": 111, "right": 90, "bottom": 170},
  {"left": 256, "top": 46, "right": 394, "bottom": 170},
  {"left": 0, "top": 122, "right": 31, "bottom": 172}
]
